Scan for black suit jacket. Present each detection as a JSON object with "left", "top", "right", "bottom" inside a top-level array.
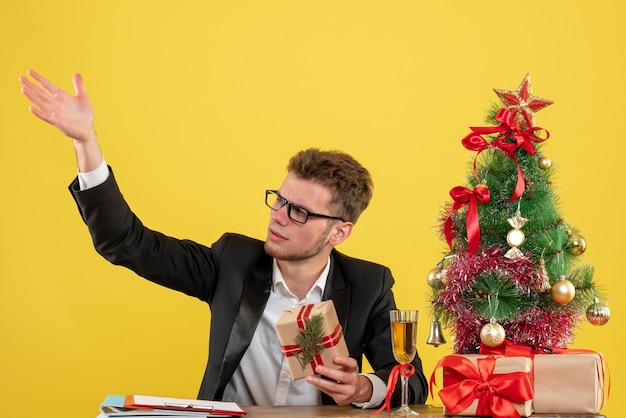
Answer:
[{"left": 69, "top": 168, "right": 428, "bottom": 405}]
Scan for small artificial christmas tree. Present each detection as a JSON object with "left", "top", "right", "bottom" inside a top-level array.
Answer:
[{"left": 427, "top": 74, "right": 610, "bottom": 354}]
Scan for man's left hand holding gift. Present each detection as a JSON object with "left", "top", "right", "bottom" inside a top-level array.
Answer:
[{"left": 307, "top": 356, "right": 372, "bottom": 406}]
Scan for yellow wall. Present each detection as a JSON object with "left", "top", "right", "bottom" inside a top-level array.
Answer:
[{"left": 1, "top": 1, "right": 623, "bottom": 417}]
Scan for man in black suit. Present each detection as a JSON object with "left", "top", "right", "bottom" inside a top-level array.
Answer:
[{"left": 19, "top": 70, "right": 428, "bottom": 408}]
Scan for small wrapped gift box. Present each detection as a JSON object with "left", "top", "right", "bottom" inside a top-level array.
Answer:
[
  {"left": 434, "top": 354, "right": 533, "bottom": 418},
  {"left": 275, "top": 301, "right": 349, "bottom": 380},
  {"left": 532, "top": 352, "right": 606, "bottom": 414}
]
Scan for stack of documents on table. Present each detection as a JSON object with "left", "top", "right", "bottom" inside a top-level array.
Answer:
[{"left": 97, "top": 394, "right": 247, "bottom": 417}]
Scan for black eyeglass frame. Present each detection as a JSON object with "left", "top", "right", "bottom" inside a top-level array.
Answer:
[{"left": 265, "top": 190, "right": 346, "bottom": 224}]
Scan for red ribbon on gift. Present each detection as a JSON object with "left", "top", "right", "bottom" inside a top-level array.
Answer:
[
  {"left": 479, "top": 339, "right": 538, "bottom": 357},
  {"left": 479, "top": 340, "right": 611, "bottom": 409},
  {"left": 444, "top": 184, "right": 490, "bottom": 256},
  {"left": 430, "top": 355, "right": 533, "bottom": 418},
  {"left": 373, "top": 363, "right": 415, "bottom": 415},
  {"left": 280, "top": 304, "right": 344, "bottom": 371},
  {"left": 461, "top": 108, "right": 549, "bottom": 202}
]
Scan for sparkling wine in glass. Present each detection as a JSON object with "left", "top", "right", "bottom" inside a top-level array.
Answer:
[{"left": 390, "top": 309, "right": 419, "bottom": 416}]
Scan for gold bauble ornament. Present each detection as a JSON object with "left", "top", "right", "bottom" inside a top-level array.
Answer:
[
  {"left": 586, "top": 300, "right": 611, "bottom": 326},
  {"left": 551, "top": 276, "right": 576, "bottom": 304},
  {"left": 480, "top": 322, "right": 506, "bottom": 347},
  {"left": 427, "top": 267, "right": 445, "bottom": 287},
  {"left": 567, "top": 233, "right": 587, "bottom": 255},
  {"left": 538, "top": 155, "right": 552, "bottom": 169}
]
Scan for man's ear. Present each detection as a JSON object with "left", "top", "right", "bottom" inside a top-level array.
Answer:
[{"left": 328, "top": 222, "right": 353, "bottom": 246}]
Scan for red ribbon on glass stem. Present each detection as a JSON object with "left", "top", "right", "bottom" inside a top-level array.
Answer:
[
  {"left": 429, "top": 355, "right": 533, "bottom": 418},
  {"left": 444, "top": 184, "right": 490, "bottom": 256},
  {"left": 374, "top": 363, "right": 415, "bottom": 415}
]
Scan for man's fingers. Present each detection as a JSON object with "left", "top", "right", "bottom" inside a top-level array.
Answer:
[
  {"left": 21, "top": 84, "right": 53, "bottom": 114},
  {"left": 20, "top": 74, "right": 63, "bottom": 116},
  {"left": 29, "top": 105, "right": 55, "bottom": 125},
  {"left": 72, "top": 73, "right": 86, "bottom": 97},
  {"left": 27, "top": 69, "right": 61, "bottom": 96}
]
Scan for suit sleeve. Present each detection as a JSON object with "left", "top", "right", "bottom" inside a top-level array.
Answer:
[{"left": 68, "top": 167, "right": 220, "bottom": 303}]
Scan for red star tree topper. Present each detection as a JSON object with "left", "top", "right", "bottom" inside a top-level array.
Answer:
[{"left": 493, "top": 73, "right": 553, "bottom": 128}]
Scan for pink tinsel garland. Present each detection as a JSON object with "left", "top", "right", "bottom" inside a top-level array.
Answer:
[{"left": 435, "top": 246, "right": 581, "bottom": 353}]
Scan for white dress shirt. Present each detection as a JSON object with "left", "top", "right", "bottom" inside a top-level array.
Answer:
[
  {"left": 222, "top": 258, "right": 327, "bottom": 405},
  {"left": 77, "top": 158, "right": 386, "bottom": 407}
]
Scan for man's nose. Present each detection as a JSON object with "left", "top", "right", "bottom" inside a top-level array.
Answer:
[{"left": 272, "top": 204, "right": 290, "bottom": 224}]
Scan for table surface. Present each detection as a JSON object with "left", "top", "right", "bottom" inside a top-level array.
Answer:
[{"left": 241, "top": 404, "right": 606, "bottom": 417}]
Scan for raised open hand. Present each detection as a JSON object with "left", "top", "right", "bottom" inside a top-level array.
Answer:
[{"left": 19, "top": 70, "right": 95, "bottom": 143}]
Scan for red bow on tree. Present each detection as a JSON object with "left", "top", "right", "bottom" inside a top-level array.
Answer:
[
  {"left": 461, "top": 108, "right": 549, "bottom": 202},
  {"left": 444, "top": 184, "right": 490, "bottom": 256}
]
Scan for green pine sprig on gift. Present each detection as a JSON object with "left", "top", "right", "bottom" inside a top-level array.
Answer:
[{"left": 295, "top": 313, "right": 325, "bottom": 371}]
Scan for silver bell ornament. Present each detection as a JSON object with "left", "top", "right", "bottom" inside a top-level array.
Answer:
[{"left": 426, "top": 318, "right": 447, "bottom": 347}]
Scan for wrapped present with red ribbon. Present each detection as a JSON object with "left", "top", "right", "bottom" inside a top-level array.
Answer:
[
  {"left": 430, "top": 354, "right": 534, "bottom": 418},
  {"left": 532, "top": 352, "right": 606, "bottom": 414},
  {"left": 480, "top": 340, "right": 608, "bottom": 414},
  {"left": 275, "top": 301, "right": 349, "bottom": 380}
]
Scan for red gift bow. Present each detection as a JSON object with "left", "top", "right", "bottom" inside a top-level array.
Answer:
[
  {"left": 430, "top": 355, "right": 533, "bottom": 418},
  {"left": 280, "top": 304, "right": 344, "bottom": 371},
  {"left": 373, "top": 363, "right": 415, "bottom": 415},
  {"left": 462, "top": 108, "right": 549, "bottom": 202},
  {"left": 444, "top": 184, "right": 490, "bottom": 256}
]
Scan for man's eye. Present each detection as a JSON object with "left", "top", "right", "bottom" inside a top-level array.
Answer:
[{"left": 292, "top": 206, "right": 308, "bottom": 216}]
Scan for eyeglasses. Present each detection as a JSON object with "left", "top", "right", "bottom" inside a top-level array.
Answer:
[{"left": 265, "top": 190, "right": 346, "bottom": 224}]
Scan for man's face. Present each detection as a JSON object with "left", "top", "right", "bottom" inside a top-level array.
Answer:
[{"left": 264, "top": 172, "right": 341, "bottom": 262}]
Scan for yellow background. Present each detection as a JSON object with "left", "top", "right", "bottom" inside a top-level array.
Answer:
[{"left": 1, "top": 1, "right": 623, "bottom": 417}]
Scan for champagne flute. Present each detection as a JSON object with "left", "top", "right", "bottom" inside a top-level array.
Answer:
[{"left": 390, "top": 309, "right": 419, "bottom": 416}]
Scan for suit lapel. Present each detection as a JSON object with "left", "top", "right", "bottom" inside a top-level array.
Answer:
[
  {"left": 323, "top": 253, "right": 351, "bottom": 330},
  {"left": 216, "top": 256, "right": 272, "bottom": 396},
  {"left": 320, "top": 253, "right": 351, "bottom": 405}
]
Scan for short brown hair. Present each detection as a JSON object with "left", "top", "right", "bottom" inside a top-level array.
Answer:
[{"left": 287, "top": 148, "right": 373, "bottom": 223}]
